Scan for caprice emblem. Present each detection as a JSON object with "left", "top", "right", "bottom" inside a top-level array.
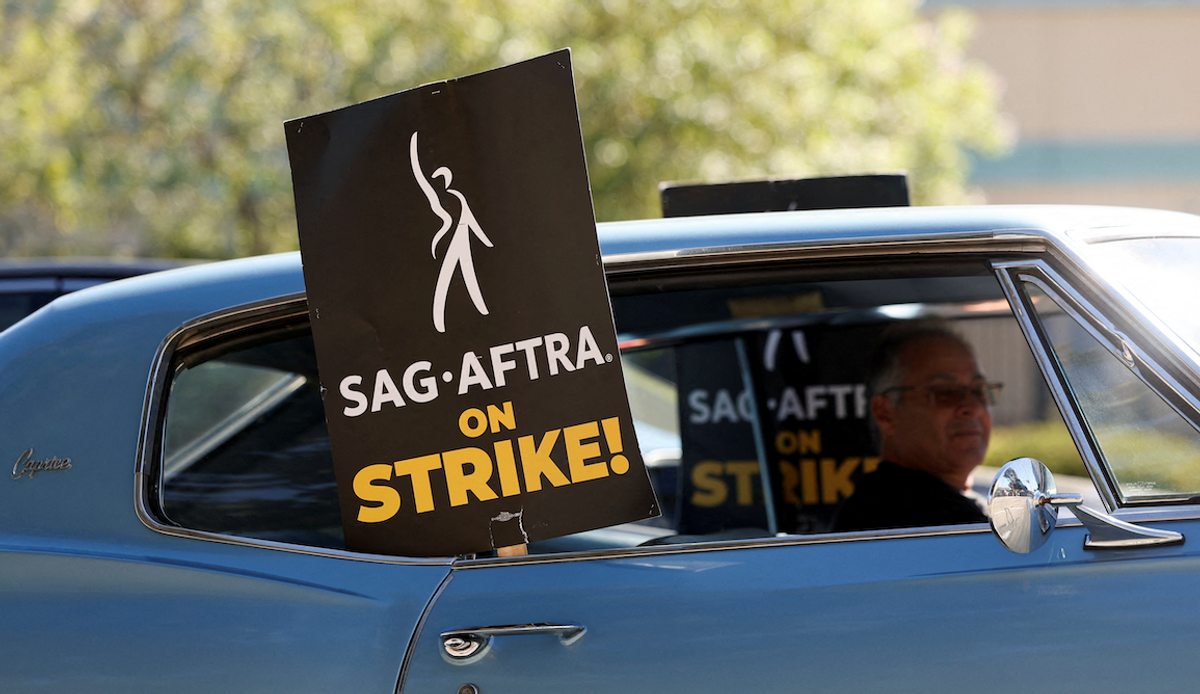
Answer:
[{"left": 11, "top": 448, "right": 72, "bottom": 480}]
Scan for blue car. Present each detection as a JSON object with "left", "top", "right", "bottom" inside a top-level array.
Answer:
[{"left": 5, "top": 204, "right": 1200, "bottom": 692}]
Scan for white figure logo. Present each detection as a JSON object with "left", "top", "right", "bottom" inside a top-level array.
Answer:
[{"left": 410, "top": 132, "right": 494, "bottom": 333}]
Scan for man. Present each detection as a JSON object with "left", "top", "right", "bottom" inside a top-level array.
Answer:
[{"left": 832, "top": 320, "right": 1000, "bottom": 532}]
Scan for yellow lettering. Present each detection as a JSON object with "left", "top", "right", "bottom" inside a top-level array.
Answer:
[
  {"left": 798, "top": 430, "right": 821, "bottom": 455},
  {"left": 487, "top": 401, "right": 516, "bottom": 433},
  {"left": 778, "top": 461, "right": 799, "bottom": 505},
  {"left": 725, "top": 461, "right": 759, "bottom": 506},
  {"left": 519, "top": 429, "right": 570, "bottom": 492},
  {"left": 690, "top": 461, "right": 728, "bottom": 507},
  {"left": 493, "top": 439, "right": 522, "bottom": 496},
  {"left": 442, "top": 447, "right": 499, "bottom": 507},
  {"left": 774, "top": 429, "right": 822, "bottom": 455},
  {"left": 565, "top": 421, "right": 608, "bottom": 483},
  {"left": 820, "top": 457, "right": 860, "bottom": 504},
  {"left": 394, "top": 454, "right": 443, "bottom": 513},
  {"left": 800, "top": 458, "right": 819, "bottom": 505},
  {"left": 459, "top": 408, "right": 487, "bottom": 438},
  {"left": 354, "top": 464, "right": 401, "bottom": 523},
  {"left": 863, "top": 456, "right": 881, "bottom": 474}
]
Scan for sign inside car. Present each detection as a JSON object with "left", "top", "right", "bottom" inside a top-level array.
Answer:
[{"left": 285, "top": 50, "right": 659, "bottom": 557}]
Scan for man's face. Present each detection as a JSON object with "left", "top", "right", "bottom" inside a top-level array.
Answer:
[{"left": 872, "top": 335, "right": 992, "bottom": 489}]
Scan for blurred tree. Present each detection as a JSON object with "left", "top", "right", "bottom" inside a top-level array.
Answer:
[{"left": 0, "top": 0, "right": 1010, "bottom": 259}]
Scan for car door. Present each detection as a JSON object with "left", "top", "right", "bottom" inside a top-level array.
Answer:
[
  {"left": 401, "top": 521, "right": 1200, "bottom": 693},
  {"left": 398, "top": 248, "right": 1200, "bottom": 693}
]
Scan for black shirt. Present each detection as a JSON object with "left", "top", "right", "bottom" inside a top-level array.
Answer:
[{"left": 831, "top": 461, "right": 988, "bottom": 532}]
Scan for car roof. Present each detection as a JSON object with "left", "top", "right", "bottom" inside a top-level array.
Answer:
[
  {"left": 16, "top": 204, "right": 1200, "bottom": 328},
  {"left": 594, "top": 204, "right": 1200, "bottom": 258}
]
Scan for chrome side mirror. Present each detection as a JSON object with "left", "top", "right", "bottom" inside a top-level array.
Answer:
[
  {"left": 989, "top": 457, "right": 1184, "bottom": 553},
  {"left": 988, "top": 457, "right": 1081, "bottom": 553}
]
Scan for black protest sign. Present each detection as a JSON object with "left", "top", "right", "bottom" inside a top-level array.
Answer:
[
  {"left": 672, "top": 324, "right": 886, "bottom": 535},
  {"left": 285, "top": 50, "right": 658, "bottom": 557},
  {"left": 675, "top": 339, "right": 768, "bottom": 535},
  {"left": 747, "top": 323, "right": 884, "bottom": 533}
]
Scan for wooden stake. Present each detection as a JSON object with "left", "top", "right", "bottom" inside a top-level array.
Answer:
[{"left": 496, "top": 544, "right": 528, "bottom": 557}]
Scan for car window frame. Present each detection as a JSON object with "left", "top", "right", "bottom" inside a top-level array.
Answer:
[
  {"left": 996, "top": 259, "right": 1200, "bottom": 511},
  {"left": 134, "top": 292, "right": 453, "bottom": 567}
]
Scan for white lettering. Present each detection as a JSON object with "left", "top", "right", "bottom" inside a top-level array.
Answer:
[
  {"left": 776, "top": 384, "right": 868, "bottom": 422},
  {"left": 711, "top": 389, "right": 739, "bottom": 423},
  {"left": 371, "top": 368, "right": 405, "bottom": 412},
  {"left": 688, "top": 389, "right": 711, "bottom": 424},
  {"left": 340, "top": 375, "right": 369, "bottom": 418},
  {"left": 545, "top": 333, "right": 575, "bottom": 376},
  {"left": 776, "top": 387, "right": 806, "bottom": 421},
  {"left": 403, "top": 361, "right": 438, "bottom": 403},
  {"left": 574, "top": 326, "right": 605, "bottom": 369},
  {"left": 490, "top": 343, "right": 518, "bottom": 388},
  {"left": 458, "top": 351, "right": 494, "bottom": 394},
  {"left": 827, "top": 384, "right": 854, "bottom": 419},
  {"left": 514, "top": 337, "right": 544, "bottom": 380},
  {"left": 805, "top": 385, "right": 828, "bottom": 419}
]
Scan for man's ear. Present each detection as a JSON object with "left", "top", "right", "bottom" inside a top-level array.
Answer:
[{"left": 871, "top": 393, "right": 897, "bottom": 437}]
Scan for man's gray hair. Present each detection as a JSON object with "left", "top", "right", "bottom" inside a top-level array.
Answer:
[{"left": 866, "top": 319, "right": 975, "bottom": 402}]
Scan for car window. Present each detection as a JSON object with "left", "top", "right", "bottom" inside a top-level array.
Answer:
[
  {"left": 611, "top": 269, "right": 1082, "bottom": 540},
  {"left": 152, "top": 263, "right": 1085, "bottom": 554},
  {"left": 1024, "top": 281, "right": 1200, "bottom": 502},
  {"left": 159, "top": 329, "right": 344, "bottom": 549}
]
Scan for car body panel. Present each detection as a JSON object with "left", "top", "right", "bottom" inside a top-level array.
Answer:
[{"left": 405, "top": 520, "right": 1200, "bottom": 693}]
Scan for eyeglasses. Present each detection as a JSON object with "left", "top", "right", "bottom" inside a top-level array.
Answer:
[{"left": 883, "top": 382, "right": 1003, "bottom": 408}]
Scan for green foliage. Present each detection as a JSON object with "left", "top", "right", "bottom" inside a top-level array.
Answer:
[
  {"left": 986, "top": 418, "right": 1087, "bottom": 478},
  {"left": 0, "top": 0, "right": 1010, "bottom": 259},
  {"left": 1092, "top": 428, "right": 1200, "bottom": 497},
  {"left": 988, "top": 418, "right": 1200, "bottom": 500}
]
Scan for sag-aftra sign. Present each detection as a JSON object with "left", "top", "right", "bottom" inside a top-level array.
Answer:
[{"left": 286, "top": 50, "right": 658, "bottom": 557}]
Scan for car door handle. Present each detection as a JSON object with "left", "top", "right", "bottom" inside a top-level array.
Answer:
[{"left": 440, "top": 623, "right": 586, "bottom": 660}]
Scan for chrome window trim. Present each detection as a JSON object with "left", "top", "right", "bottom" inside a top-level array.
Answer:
[
  {"left": 456, "top": 507, "right": 1200, "bottom": 569},
  {"left": 601, "top": 231, "right": 1048, "bottom": 277},
  {"left": 995, "top": 266, "right": 1119, "bottom": 510},
  {"left": 995, "top": 259, "right": 1200, "bottom": 509},
  {"left": 454, "top": 523, "right": 999, "bottom": 569},
  {"left": 1033, "top": 229, "right": 1200, "bottom": 388},
  {"left": 134, "top": 292, "right": 452, "bottom": 567}
]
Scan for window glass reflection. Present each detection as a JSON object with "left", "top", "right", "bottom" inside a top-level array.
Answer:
[{"left": 1025, "top": 282, "right": 1200, "bottom": 501}]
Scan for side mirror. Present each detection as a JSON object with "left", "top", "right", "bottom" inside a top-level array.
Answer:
[
  {"left": 988, "top": 458, "right": 1081, "bottom": 553},
  {"left": 989, "top": 457, "right": 1184, "bottom": 553}
]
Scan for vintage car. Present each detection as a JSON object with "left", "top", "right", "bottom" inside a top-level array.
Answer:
[{"left": 4, "top": 203, "right": 1200, "bottom": 692}]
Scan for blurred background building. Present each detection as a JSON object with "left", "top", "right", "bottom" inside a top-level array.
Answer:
[{"left": 930, "top": 0, "right": 1200, "bottom": 212}]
